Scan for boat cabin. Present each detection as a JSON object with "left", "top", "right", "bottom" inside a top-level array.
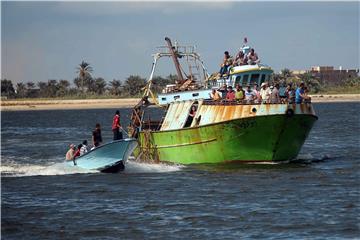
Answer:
[
  {"left": 157, "top": 64, "right": 273, "bottom": 105},
  {"left": 211, "top": 64, "right": 273, "bottom": 88}
]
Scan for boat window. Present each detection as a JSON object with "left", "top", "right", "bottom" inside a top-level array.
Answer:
[
  {"left": 161, "top": 97, "right": 167, "bottom": 101},
  {"left": 235, "top": 75, "right": 242, "bottom": 85},
  {"left": 232, "top": 75, "right": 237, "bottom": 83},
  {"left": 266, "top": 74, "right": 270, "bottom": 82},
  {"left": 242, "top": 75, "right": 249, "bottom": 85},
  {"left": 192, "top": 93, "right": 199, "bottom": 97},
  {"left": 174, "top": 95, "right": 180, "bottom": 100},
  {"left": 250, "top": 74, "right": 260, "bottom": 85},
  {"left": 260, "top": 74, "right": 266, "bottom": 83}
]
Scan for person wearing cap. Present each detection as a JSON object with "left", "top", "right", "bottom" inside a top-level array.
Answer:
[
  {"left": 65, "top": 144, "right": 76, "bottom": 161},
  {"left": 226, "top": 86, "right": 236, "bottom": 101},
  {"left": 260, "top": 82, "right": 271, "bottom": 103},
  {"left": 112, "top": 110, "right": 123, "bottom": 141}
]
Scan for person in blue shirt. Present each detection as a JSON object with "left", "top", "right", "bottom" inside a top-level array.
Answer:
[{"left": 295, "top": 82, "right": 306, "bottom": 103}]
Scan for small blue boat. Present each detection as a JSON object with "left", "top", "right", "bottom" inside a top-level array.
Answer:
[{"left": 66, "top": 138, "right": 138, "bottom": 173}]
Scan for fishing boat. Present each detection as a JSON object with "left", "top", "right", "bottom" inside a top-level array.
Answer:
[
  {"left": 129, "top": 37, "right": 318, "bottom": 164},
  {"left": 67, "top": 138, "right": 138, "bottom": 173}
]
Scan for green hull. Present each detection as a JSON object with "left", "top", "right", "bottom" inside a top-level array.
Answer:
[{"left": 137, "top": 114, "right": 317, "bottom": 164}]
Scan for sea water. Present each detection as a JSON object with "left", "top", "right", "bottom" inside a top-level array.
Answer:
[{"left": 1, "top": 103, "right": 359, "bottom": 239}]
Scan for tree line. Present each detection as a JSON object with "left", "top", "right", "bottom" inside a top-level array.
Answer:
[
  {"left": 2, "top": 61, "right": 359, "bottom": 99},
  {"left": 272, "top": 68, "right": 360, "bottom": 93},
  {"left": 1, "top": 61, "right": 176, "bottom": 99}
]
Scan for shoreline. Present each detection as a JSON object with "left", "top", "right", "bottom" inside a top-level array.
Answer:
[
  {"left": 1, "top": 98, "right": 141, "bottom": 111},
  {"left": 1, "top": 94, "right": 359, "bottom": 111}
]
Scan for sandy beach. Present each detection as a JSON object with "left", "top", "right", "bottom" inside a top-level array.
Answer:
[
  {"left": 310, "top": 94, "right": 360, "bottom": 103},
  {"left": 1, "top": 98, "right": 141, "bottom": 111},
  {"left": 1, "top": 94, "right": 359, "bottom": 111}
]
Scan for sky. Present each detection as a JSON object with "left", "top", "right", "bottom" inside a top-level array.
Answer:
[{"left": 1, "top": 1, "right": 359, "bottom": 84}]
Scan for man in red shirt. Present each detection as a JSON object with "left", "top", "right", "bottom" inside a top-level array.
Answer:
[{"left": 112, "top": 110, "right": 123, "bottom": 140}]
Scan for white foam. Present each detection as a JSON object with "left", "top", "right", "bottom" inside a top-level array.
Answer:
[
  {"left": 124, "top": 160, "right": 183, "bottom": 173},
  {"left": 296, "top": 153, "right": 315, "bottom": 161},
  {"left": 245, "top": 161, "right": 282, "bottom": 165},
  {"left": 1, "top": 162, "right": 97, "bottom": 177}
]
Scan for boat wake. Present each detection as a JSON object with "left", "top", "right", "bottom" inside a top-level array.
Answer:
[
  {"left": 290, "top": 153, "right": 332, "bottom": 164},
  {"left": 243, "top": 153, "right": 332, "bottom": 165},
  {"left": 1, "top": 158, "right": 183, "bottom": 177},
  {"left": 1, "top": 162, "right": 97, "bottom": 177},
  {"left": 125, "top": 160, "right": 183, "bottom": 173}
]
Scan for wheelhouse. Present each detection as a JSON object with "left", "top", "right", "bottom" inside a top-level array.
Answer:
[{"left": 211, "top": 65, "right": 273, "bottom": 88}]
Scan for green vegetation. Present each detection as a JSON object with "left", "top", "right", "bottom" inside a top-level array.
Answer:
[
  {"left": 1, "top": 63, "right": 359, "bottom": 100},
  {"left": 317, "top": 77, "right": 360, "bottom": 94},
  {"left": 1, "top": 61, "right": 177, "bottom": 100},
  {"left": 272, "top": 68, "right": 360, "bottom": 94}
]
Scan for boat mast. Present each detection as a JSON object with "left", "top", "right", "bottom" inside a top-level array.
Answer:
[{"left": 165, "top": 37, "right": 186, "bottom": 83}]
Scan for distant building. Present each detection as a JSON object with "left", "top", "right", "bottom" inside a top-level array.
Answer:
[{"left": 292, "top": 66, "right": 359, "bottom": 86}]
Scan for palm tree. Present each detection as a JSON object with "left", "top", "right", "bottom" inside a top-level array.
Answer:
[
  {"left": 76, "top": 61, "right": 93, "bottom": 93},
  {"left": 15, "top": 83, "right": 27, "bottom": 98},
  {"left": 47, "top": 79, "right": 59, "bottom": 97},
  {"left": 124, "top": 75, "right": 146, "bottom": 97},
  {"left": 58, "top": 79, "right": 70, "bottom": 97},
  {"left": 109, "top": 79, "right": 122, "bottom": 96},
  {"left": 94, "top": 77, "right": 106, "bottom": 95},
  {"left": 1, "top": 79, "right": 15, "bottom": 98},
  {"left": 37, "top": 81, "right": 48, "bottom": 97},
  {"left": 280, "top": 68, "right": 292, "bottom": 80}
]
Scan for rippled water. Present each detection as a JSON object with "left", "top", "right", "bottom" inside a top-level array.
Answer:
[{"left": 1, "top": 103, "right": 360, "bottom": 239}]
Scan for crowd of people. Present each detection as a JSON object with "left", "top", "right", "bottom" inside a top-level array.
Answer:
[
  {"left": 65, "top": 110, "right": 124, "bottom": 162},
  {"left": 219, "top": 38, "right": 261, "bottom": 77},
  {"left": 209, "top": 81, "right": 311, "bottom": 104}
]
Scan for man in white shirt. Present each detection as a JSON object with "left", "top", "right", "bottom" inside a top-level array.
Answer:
[{"left": 260, "top": 82, "right": 271, "bottom": 103}]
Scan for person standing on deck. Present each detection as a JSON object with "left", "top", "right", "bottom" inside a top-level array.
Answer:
[
  {"left": 226, "top": 86, "right": 236, "bottom": 101},
  {"left": 92, "top": 123, "right": 103, "bottom": 148},
  {"left": 218, "top": 84, "right": 228, "bottom": 99},
  {"left": 260, "top": 82, "right": 271, "bottom": 103},
  {"left": 210, "top": 89, "right": 221, "bottom": 101},
  {"left": 235, "top": 84, "right": 245, "bottom": 102},
  {"left": 244, "top": 85, "right": 256, "bottom": 103},
  {"left": 295, "top": 82, "right": 306, "bottom": 104},
  {"left": 112, "top": 110, "right": 123, "bottom": 140},
  {"left": 270, "top": 83, "right": 280, "bottom": 103},
  {"left": 286, "top": 84, "right": 295, "bottom": 103},
  {"left": 252, "top": 83, "right": 261, "bottom": 103}
]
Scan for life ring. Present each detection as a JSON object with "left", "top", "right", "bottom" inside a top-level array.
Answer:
[{"left": 286, "top": 109, "right": 294, "bottom": 117}]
